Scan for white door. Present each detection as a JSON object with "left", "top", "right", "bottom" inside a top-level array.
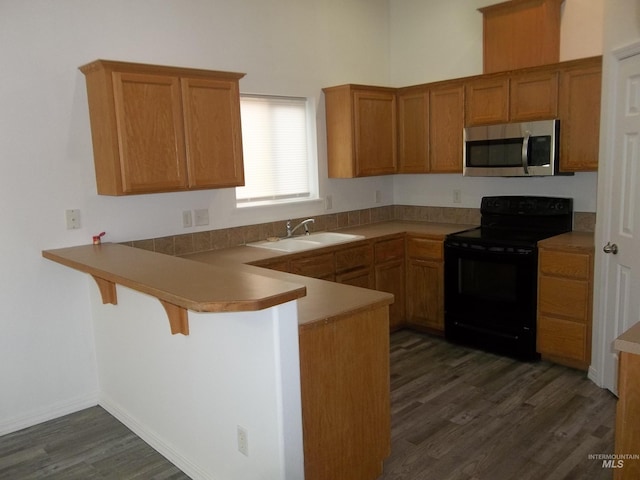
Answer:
[{"left": 593, "top": 44, "right": 640, "bottom": 393}]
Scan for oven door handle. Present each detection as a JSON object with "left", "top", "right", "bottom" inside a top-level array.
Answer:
[{"left": 521, "top": 131, "right": 531, "bottom": 175}]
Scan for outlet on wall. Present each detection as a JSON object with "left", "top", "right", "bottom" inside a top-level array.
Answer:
[
  {"left": 237, "top": 425, "right": 249, "bottom": 456},
  {"left": 453, "top": 189, "right": 462, "bottom": 204},
  {"left": 194, "top": 209, "right": 209, "bottom": 226}
]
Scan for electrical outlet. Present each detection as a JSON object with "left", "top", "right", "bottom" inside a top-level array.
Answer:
[
  {"left": 65, "top": 209, "right": 81, "bottom": 230},
  {"left": 237, "top": 425, "right": 249, "bottom": 456},
  {"left": 194, "top": 208, "right": 209, "bottom": 226},
  {"left": 182, "top": 210, "right": 192, "bottom": 228},
  {"left": 453, "top": 189, "right": 462, "bottom": 204},
  {"left": 375, "top": 190, "right": 382, "bottom": 204}
]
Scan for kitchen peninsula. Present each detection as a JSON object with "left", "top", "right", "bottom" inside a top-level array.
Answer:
[
  {"left": 42, "top": 220, "right": 470, "bottom": 480},
  {"left": 43, "top": 230, "right": 399, "bottom": 480}
]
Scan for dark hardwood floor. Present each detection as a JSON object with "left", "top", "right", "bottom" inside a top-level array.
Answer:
[
  {"left": 382, "top": 330, "right": 616, "bottom": 480},
  {"left": 0, "top": 330, "right": 616, "bottom": 480}
]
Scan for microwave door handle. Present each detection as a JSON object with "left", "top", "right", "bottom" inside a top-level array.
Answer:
[{"left": 521, "top": 131, "right": 531, "bottom": 175}]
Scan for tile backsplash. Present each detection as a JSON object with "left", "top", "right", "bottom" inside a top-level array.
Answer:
[{"left": 122, "top": 205, "right": 596, "bottom": 256}]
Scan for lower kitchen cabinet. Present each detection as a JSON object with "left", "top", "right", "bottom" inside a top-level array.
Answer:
[
  {"left": 405, "top": 236, "right": 445, "bottom": 333},
  {"left": 374, "top": 237, "right": 406, "bottom": 330},
  {"left": 614, "top": 350, "right": 640, "bottom": 479},
  {"left": 335, "top": 243, "right": 374, "bottom": 288},
  {"left": 298, "top": 305, "right": 391, "bottom": 480},
  {"left": 290, "top": 252, "right": 336, "bottom": 281},
  {"left": 537, "top": 233, "right": 594, "bottom": 370}
]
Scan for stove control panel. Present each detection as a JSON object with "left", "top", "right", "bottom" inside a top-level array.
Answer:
[{"left": 481, "top": 196, "right": 573, "bottom": 216}]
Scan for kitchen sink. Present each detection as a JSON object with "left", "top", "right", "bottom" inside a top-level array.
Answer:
[{"left": 247, "top": 232, "right": 365, "bottom": 253}]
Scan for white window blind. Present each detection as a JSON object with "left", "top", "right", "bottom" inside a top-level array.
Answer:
[{"left": 236, "top": 95, "right": 316, "bottom": 207}]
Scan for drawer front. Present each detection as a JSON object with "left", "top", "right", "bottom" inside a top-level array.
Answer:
[
  {"left": 335, "top": 244, "right": 372, "bottom": 273},
  {"left": 539, "top": 249, "right": 590, "bottom": 280},
  {"left": 407, "top": 237, "right": 442, "bottom": 261},
  {"left": 537, "top": 315, "right": 587, "bottom": 362},
  {"left": 539, "top": 276, "right": 589, "bottom": 321},
  {"left": 336, "top": 267, "right": 374, "bottom": 289},
  {"left": 291, "top": 252, "right": 335, "bottom": 279},
  {"left": 374, "top": 237, "right": 405, "bottom": 263}
]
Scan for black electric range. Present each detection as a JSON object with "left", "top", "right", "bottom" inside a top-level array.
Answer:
[{"left": 443, "top": 196, "right": 573, "bottom": 360}]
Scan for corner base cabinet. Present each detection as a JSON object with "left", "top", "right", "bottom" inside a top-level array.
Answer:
[
  {"left": 405, "top": 235, "right": 445, "bottom": 333},
  {"left": 79, "top": 59, "right": 245, "bottom": 195}
]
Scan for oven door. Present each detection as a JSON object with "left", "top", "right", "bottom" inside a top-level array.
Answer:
[{"left": 444, "top": 241, "right": 539, "bottom": 360}]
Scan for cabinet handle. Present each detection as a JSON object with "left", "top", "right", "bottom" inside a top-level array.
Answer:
[{"left": 603, "top": 242, "right": 619, "bottom": 254}]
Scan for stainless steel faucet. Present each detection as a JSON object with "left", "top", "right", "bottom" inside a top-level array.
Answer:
[{"left": 286, "top": 218, "right": 315, "bottom": 237}]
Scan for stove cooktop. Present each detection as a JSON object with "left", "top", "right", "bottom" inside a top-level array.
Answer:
[
  {"left": 446, "top": 196, "right": 574, "bottom": 250},
  {"left": 447, "top": 226, "right": 566, "bottom": 249}
]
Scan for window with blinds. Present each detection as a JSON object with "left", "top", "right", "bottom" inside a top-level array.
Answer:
[{"left": 236, "top": 95, "right": 318, "bottom": 207}]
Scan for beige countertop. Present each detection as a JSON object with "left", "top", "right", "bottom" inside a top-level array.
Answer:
[
  {"left": 184, "top": 221, "right": 474, "bottom": 266},
  {"left": 43, "top": 243, "right": 307, "bottom": 313},
  {"left": 183, "top": 221, "right": 474, "bottom": 328},
  {"left": 43, "top": 221, "right": 471, "bottom": 332},
  {"left": 44, "top": 221, "right": 598, "bottom": 332},
  {"left": 615, "top": 322, "right": 640, "bottom": 356},
  {"left": 537, "top": 231, "right": 594, "bottom": 251}
]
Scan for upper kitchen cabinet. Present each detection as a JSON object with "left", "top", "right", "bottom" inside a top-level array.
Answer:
[
  {"left": 509, "top": 69, "right": 558, "bottom": 121},
  {"left": 558, "top": 56, "right": 602, "bottom": 172},
  {"left": 323, "top": 84, "right": 397, "bottom": 178},
  {"left": 465, "top": 68, "right": 558, "bottom": 125},
  {"left": 464, "top": 74, "right": 510, "bottom": 126},
  {"left": 429, "top": 81, "right": 464, "bottom": 173},
  {"left": 397, "top": 85, "right": 429, "bottom": 173},
  {"left": 79, "top": 60, "right": 245, "bottom": 195}
]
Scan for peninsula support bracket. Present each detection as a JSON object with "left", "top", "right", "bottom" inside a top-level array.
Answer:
[
  {"left": 91, "top": 275, "right": 189, "bottom": 336},
  {"left": 160, "top": 300, "right": 190, "bottom": 336}
]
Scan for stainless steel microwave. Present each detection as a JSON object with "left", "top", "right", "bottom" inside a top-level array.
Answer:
[{"left": 463, "top": 119, "right": 567, "bottom": 177}]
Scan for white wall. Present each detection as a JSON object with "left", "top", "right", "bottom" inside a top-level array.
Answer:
[
  {"left": 92, "top": 285, "right": 303, "bottom": 480},
  {"left": 0, "top": 0, "right": 392, "bottom": 435},
  {"left": 389, "top": 0, "right": 604, "bottom": 213}
]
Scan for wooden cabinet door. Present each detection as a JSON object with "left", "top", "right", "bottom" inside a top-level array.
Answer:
[
  {"left": 112, "top": 72, "right": 188, "bottom": 193},
  {"left": 397, "top": 87, "right": 429, "bottom": 173},
  {"left": 182, "top": 77, "right": 245, "bottom": 188},
  {"left": 405, "top": 258, "right": 443, "bottom": 331},
  {"left": 375, "top": 260, "right": 405, "bottom": 330},
  {"left": 374, "top": 237, "right": 406, "bottom": 330},
  {"left": 429, "top": 83, "right": 464, "bottom": 173},
  {"left": 298, "top": 306, "right": 390, "bottom": 480},
  {"left": 509, "top": 70, "right": 558, "bottom": 121},
  {"left": 615, "top": 352, "right": 640, "bottom": 479},
  {"left": 558, "top": 58, "right": 602, "bottom": 172},
  {"left": 465, "top": 76, "right": 509, "bottom": 126},
  {"left": 353, "top": 89, "right": 397, "bottom": 176}
]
